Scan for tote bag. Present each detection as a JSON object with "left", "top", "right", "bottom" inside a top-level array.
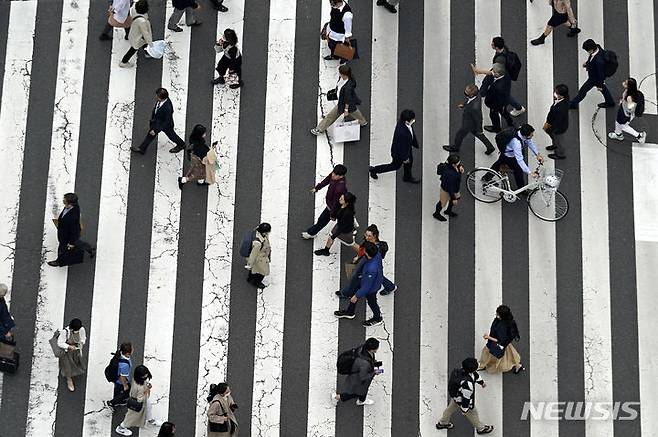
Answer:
[
  {"left": 331, "top": 120, "right": 361, "bottom": 143},
  {"left": 49, "top": 330, "right": 66, "bottom": 358},
  {"left": 146, "top": 40, "right": 166, "bottom": 59}
]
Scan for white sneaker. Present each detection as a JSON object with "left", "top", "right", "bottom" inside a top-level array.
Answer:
[
  {"left": 509, "top": 106, "right": 526, "bottom": 117},
  {"left": 119, "top": 61, "right": 134, "bottom": 68},
  {"left": 608, "top": 132, "right": 624, "bottom": 141},
  {"left": 147, "top": 419, "right": 163, "bottom": 427},
  {"left": 356, "top": 398, "right": 375, "bottom": 406},
  {"left": 638, "top": 132, "right": 647, "bottom": 143},
  {"left": 331, "top": 392, "right": 339, "bottom": 405},
  {"left": 115, "top": 425, "right": 133, "bottom": 436},
  {"left": 310, "top": 128, "right": 322, "bottom": 136},
  {"left": 301, "top": 232, "right": 315, "bottom": 239}
]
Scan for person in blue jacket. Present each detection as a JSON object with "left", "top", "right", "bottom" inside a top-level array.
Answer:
[{"left": 334, "top": 242, "right": 384, "bottom": 327}]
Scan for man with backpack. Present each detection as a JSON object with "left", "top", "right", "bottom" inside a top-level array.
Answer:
[
  {"left": 106, "top": 342, "right": 133, "bottom": 409},
  {"left": 479, "top": 64, "right": 514, "bottom": 134},
  {"left": 332, "top": 337, "right": 382, "bottom": 406},
  {"left": 302, "top": 164, "right": 348, "bottom": 240},
  {"left": 569, "top": 39, "right": 616, "bottom": 109},
  {"left": 435, "top": 357, "right": 494, "bottom": 434},
  {"left": 489, "top": 124, "right": 543, "bottom": 189}
]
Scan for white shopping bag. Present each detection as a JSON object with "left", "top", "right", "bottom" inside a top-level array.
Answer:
[
  {"left": 330, "top": 120, "right": 361, "bottom": 143},
  {"left": 146, "top": 40, "right": 166, "bottom": 59}
]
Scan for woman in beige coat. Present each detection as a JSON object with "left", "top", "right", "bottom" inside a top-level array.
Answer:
[
  {"left": 207, "top": 383, "right": 239, "bottom": 437},
  {"left": 116, "top": 365, "right": 153, "bottom": 436},
  {"left": 120, "top": 0, "right": 153, "bottom": 68},
  {"left": 245, "top": 222, "right": 271, "bottom": 289}
]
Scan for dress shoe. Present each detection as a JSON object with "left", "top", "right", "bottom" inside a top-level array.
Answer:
[
  {"left": 168, "top": 25, "right": 183, "bottom": 32},
  {"left": 403, "top": 177, "right": 421, "bottom": 184},
  {"left": 567, "top": 27, "right": 581, "bottom": 37},
  {"left": 130, "top": 146, "right": 145, "bottom": 154},
  {"left": 545, "top": 145, "right": 556, "bottom": 151},
  {"left": 483, "top": 125, "right": 500, "bottom": 133},
  {"left": 445, "top": 211, "right": 458, "bottom": 217},
  {"left": 169, "top": 144, "right": 185, "bottom": 153},
  {"left": 215, "top": 4, "right": 228, "bottom": 12},
  {"left": 323, "top": 55, "right": 339, "bottom": 61},
  {"left": 548, "top": 153, "right": 566, "bottom": 160},
  {"left": 47, "top": 260, "right": 60, "bottom": 267},
  {"left": 432, "top": 211, "right": 446, "bottom": 222},
  {"left": 443, "top": 145, "right": 459, "bottom": 152},
  {"left": 314, "top": 248, "right": 330, "bottom": 256},
  {"left": 369, "top": 167, "right": 378, "bottom": 180},
  {"left": 484, "top": 146, "right": 496, "bottom": 155},
  {"left": 213, "top": 76, "right": 226, "bottom": 85},
  {"left": 377, "top": 0, "right": 397, "bottom": 13},
  {"left": 99, "top": 33, "right": 112, "bottom": 41},
  {"left": 597, "top": 102, "right": 615, "bottom": 108}
]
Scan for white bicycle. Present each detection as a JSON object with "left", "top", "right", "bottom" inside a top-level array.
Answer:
[{"left": 466, "top": 162, "right": 569, "bottom": 221}]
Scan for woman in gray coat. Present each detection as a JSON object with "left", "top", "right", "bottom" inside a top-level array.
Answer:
[
  {"left": 332, "top": 337, "right": 381, "bottom": 406},
  {"left": 116, "top": 365, "right": 153, "bottom": 436},
  {"left": 207, "top": 383, "right": 239, "bottom": 436},
  {"left": 245, "top": 223, "right": 271, "bottom": 289}
]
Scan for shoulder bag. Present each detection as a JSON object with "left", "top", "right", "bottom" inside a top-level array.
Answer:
[
  {"left": 127, "top": 396, "right": 143, "bottom": 412},
  {"left": 49, "top": 330, "right": 66, "bottom": 358},
  {"left": 208, "top": 400, "right": 229, "bottom": 432}
]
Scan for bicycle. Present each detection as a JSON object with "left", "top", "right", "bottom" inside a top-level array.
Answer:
[{"left": 466, "top": 162, "right": 569, "bottom": 221}]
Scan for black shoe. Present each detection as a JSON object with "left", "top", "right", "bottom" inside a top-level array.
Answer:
[
  {"left": 530, "top": 35, "right": 546, "bottom": 46},
  {"left": 314, "top": 248, "right": 330, "bottom": 256},
  {"left": 188, "top": 21, "right": 202, "bottom": 26},
  {"left": 548, "top": 153, "right": 566, "bottom": 160},
  {"left": 105, "top": 401, "right": 116, "bottom": 412},
  {"left": 124, "top": 33, "right": 129, "bottom": 40},
  {"left": 334, "top": 310, "right": 355, "bottom": 319},
  {"left": 369, "top": 167, "right": 378, "bottom": 180},
  {"left": 99, "top": 33, "right": 112, "bottom": 41},
  {"left": 477, "top": 425, "right": 495, "bottom": 434},
  {"left": 363, "top": 318, "right": 383, "bottom": 327},
  {"left": 598, "top": 102, "right": 615, "bottom": 108},
  {"left": 484, "top": 146, "right": 496, "bottom": 155},
  {"left": 214, "top": 3, "right": 228, "bottom": 12},
  {"left": 335, "top": 290, "right": 350, "bottom": 299},
  {"left": 376, "top": 0, "right": 386, "bottom": 4},
  {"left": 169, "top": 144, "right": 185, "bottom": 153},
  {"left": 483, "top": 125, "right": 500, "bottom": 133},
  {"left": 323, "top": 55, "right": 338, "bottom": 61},
  {"left": 178, "top": 177, "right": 184, "bottom": 190},
  {"left": 90, "top": 248, "right": 96, "bottom": 259},
  {"left": 168, "top": 25, "right": 183, "bottom": 32},
  {"left": 443, "top": 145, "right": 459, "bottom": 152},
  {"left": 403, "top": 177, "right": 421, "bottom": 184},
  {"left": 436, "top": 422, "right": 454, "bottom": 430},
  {"left": 432, "top": 212, "right": 447, "bottom": 222},
  {"left": 545, "top": 145, "right": 556, "bottom": 151},
  {"left": 229, "top": 80, "right": 244, "bottom": 89},
  {"left": 130, "top": 146, "right": 145, "bottom": 155},
  {"left": 569, "top": 104, "right": 578, "bottom": 110},
  {"left": 567, "top": 27, "right": 581, "bottom": 37},
  {"left": 47, "top": 260, "right": 60, "bottom": 267},
  {"left": 380, "top": 2, "right": 397, "bottom": 13},
  {"left": 255, "top": 282, "right": 266, "bottom": 289}
]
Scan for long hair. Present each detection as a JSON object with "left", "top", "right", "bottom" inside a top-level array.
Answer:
[
  {"left": 626, "top": 77, "right": 640, "bottom": 102},
  {"left": 189, "top": 124, "right": 207, "bottom": 144},
  {"left": 133, "top": 365, "right": 152, "bottom": 385},
  {"left": 157, "top": 422, "right": 175, "bottom": 437},
  {"left": 206, "top": 383, "right": 229, "bottom": 402},
  {"left": 342, "top": 192, "right": 356, "bottom": 213},
  {"left": 496, "top": 305, "right": 520, "bottom": 341}
]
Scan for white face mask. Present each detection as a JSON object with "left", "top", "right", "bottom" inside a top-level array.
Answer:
[
  {"left": 553, "top": 93, "right": 560, "bottom": 100},
  {"left": 407, "top": 120, "right": 415, "bottom": 126}
]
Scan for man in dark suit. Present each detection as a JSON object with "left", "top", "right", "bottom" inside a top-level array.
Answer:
[
  {"left": 544, "top": 84, "right": 570, "bottom": 159},
  {"left": 481, "top": 64, "right": 514, "bottom": 133},
  {"left": 569, "top": 39, "right": 615, "bottom": 109},
  {"left": 131, "top": 88, "right": 186, "bottom": 155},
  {"left": 444, "top": 84, "right": 495, "bottom": 155},
  {"left": 47, "top": 193, "right": 95, "bottom": 267},
  {"left": 369, "top": 109, "right": 420, "bottom": 184}
]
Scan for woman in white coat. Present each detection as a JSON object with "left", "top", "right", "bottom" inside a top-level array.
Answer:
[{"left": 120, "top": 0, "right": 153, "bottom": 68}]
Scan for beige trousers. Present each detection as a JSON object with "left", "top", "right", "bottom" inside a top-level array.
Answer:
[
  {"left": 438, "top": 400, "right": 484, "bottom": 431},
  {"left": 316, "top": 106, "right": 367, "bottom": 132}
]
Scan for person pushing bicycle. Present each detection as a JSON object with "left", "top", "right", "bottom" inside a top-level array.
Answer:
[{"left": 490, "top": 123, "right": 544, "bottom": 189}]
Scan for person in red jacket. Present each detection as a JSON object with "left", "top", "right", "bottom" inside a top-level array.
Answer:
[{"left": 302, "top": 164, "right": 348, "bottom": 239}]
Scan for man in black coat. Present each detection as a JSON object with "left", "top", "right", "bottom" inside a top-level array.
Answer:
[
  {"left": 132, "top": 88, "right": 186, "bottom": 155},
  {"left": 444, "top": 84, "right": 495, "bottom": 155},
  {"left": 47, "top": 193, "right": 95, "bottom": 267},
  {"left": 481, "top": 64, "right": 514, "bottom": 133},
  {"left": 369, "top": 109, "right": 421, "bottom": 184},
  {"left": 569, "top": 39, "right": 615, "bottom": 109},
  {"left": 167, "top": 0, "right": 201, "bottom": 32},
  {"left": 544, "top": 84, "right": 570, "bottom": 159}
]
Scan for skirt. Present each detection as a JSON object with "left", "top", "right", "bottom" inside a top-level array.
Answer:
[
  {"left": 547, "top": 11, "right": 569, "bottom": 27},
  {"left": 331, "top": 226, "right": 356, "bottom": 245},
  {"left": 479, "top": 343, "right": 522, "bottom": 374},
  {"left": 59, "top": 350, "right": 86, "bottom": 378}
]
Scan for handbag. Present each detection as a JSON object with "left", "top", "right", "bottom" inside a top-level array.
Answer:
[
  {"left": 331, "top": 119, "right": 361, "bottom": 143},
  {"left": 333, "top": 40, "right": 355, "bottom": 61},
  {"left": 146, "top": 40, "right": 166, "bottom": 59},
  {"left": 486, "top": 339, "right": 505, "bottom": 359},
  {"left": 49, "top": 330, "right": 66, "bottom": 358},
  {"left": 208, "top": 400, "right": 229, "bottom": 432},
  {"left": 320, "top": 22, "right": 329, "bottom": 40},
  {"left": 107, "top": 8, "right": 133, "bottom": 28},
  {"left": 126, "top": 396, "right": 143, "bottom": 412},
  {"left": 326, "top": 76, "right": 341, "bottom": 101}
]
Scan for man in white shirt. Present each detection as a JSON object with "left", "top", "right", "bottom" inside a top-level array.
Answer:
[
  {"left": 490, "top": 124, "right": 543, "bottom": 189},
  {"left": 100, "top": 0, "right": 131, "bottom": 41},
  {"left": 325, "top": 0, "right": 354, "bottom": 62}
]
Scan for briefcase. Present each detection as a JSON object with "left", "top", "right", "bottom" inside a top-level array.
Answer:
[
  {"left": 334, "top": 39, "right": 359, "bottom": 61},
  {"left": 58, "top": 247, "right": 84, "bottom": 267}
]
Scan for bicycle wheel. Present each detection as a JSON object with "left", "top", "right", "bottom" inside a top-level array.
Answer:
[
  {"left": 466, "top": 168, "right": 505, "bottom": 203},
  {"left": 527, "top": 188, "right": 569, "bottom": 221}
]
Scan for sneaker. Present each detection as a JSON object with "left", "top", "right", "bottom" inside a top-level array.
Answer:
[
  {"left": 115, "top": 425, "right": 133, "bottom": 436},
  {"left": 334, "top": 310, "right": 355, "bottom": 319},
  {"left": 212, "top": 76, "right": 226, "bottom": 85},
  {"left": 638, "top": 132, "right": 647, "bottom": 143},
  {"left": 355, "top": 398, "right": 375, "bottom": 406},
  {"left": 530, "top": 36, "right": 546, "bottom": 46},
  {"left": 301, "top": 232, "right": 315, "bottom": 239},
  {"left": 608, "top": 132, "right": 624, "bottom": 141},
  {"left": 168, "top": 25, "right": 183, "bottom": 32},
  {"left": 509, "top": 106, "right": 526, "bottom": 117},
  {"left": 105, "top": 400, "right": 115, "bottom": 412},
  {"left": 436, "top": 422, "right": 455, "bottom": 430},
  {"left": 363, "top": 318, "right": 383, "bottom": 327},
  {"left": 477, "top": 425, "right": 495, "bottom": 434},
  {"left": 380, "top": 285, "right": 397, "bottom": 296},
  {"left": 314, "top": 248, "right": 330, "bottom": 256},
  {"left": 119, "top": 61, "right": 134, "bottom": 68},
  {"left": 331, "top": 392, "right": 339, "bottom": 405},
  {"left": 147, "top": 419, "right": 164, "bottom": 427},
  {"left": 310, "top": 128, "right": 322, "bottom": 136},
  {"left": 229, "top": 80, "right": 244, "bottom": 89}
]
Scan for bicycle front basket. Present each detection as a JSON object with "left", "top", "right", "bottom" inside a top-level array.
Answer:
[{"left": 541, "top": 168, "right": 563, "bottom": 192}]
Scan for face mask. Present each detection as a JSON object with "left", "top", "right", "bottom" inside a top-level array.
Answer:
[
  {"left": 408, "top": 120, "right": 415, "bottom": 126},
  {"left": 553, "top": 93, "right": 560, "bottom": 100}
]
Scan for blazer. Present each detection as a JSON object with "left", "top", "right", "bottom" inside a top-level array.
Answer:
[
  {"left": 546, "top": 99, "right": 569, "bottom": 134},
  {"left": 57, "top": 205, "right": 82, "bottom": 245},
  {"left": 337, "top": 78, "right": 362, "bottom": 114},
  {"left": 461, "top": 95, "right": 484, "bottom": 132},
  {"left": 440, "top": 165, "right": 462, "bottom": 198},
  {"left": 149, "top": 99, "right": 175, "bottom": 132},
  {"left": 390, "top": 122, "right": 419, "bottom": 162},
  {"left": 586, "top": 48, "right": 607, "bottom": 86},
  {"left": 481, "top": 74, "right": 511, "bottom": 109}
]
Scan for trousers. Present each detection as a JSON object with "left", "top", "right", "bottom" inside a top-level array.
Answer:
[
  {"left": 438, "top": 400, "right": 485, "bottom": 431},
  {"left": 569, "top": 78, "right": 614, "bottom": 107},
  {"left": 489, "top": 106, "right": 514, "bottom": 131},
  {"left": 307, "top": 207, "right": 332, "bottom": 236},
  {"left": 453, "top": 127, "right": 495, "bottom": 151},
  {"left": 491, "top": 155, "right": 525, "bottom": 189},
  {"left": 371, "top": 156, "right": 414, "bottom": 180},
  {"left": 340, "top": 393, "right": 367, "bottom": 402},
  {"left": 316, "top": 106, "right": 367, "bottom": 132},
  {"left": 138, "top": 126, "right": 185, "bottom": 152},
  {"left": 168, "top": 7, "right": 196, "bottom": 27},
  {"left": 548, "top": 131, "right": 566, "bottom": 157},
  {"left": 216, "top": 55, "right": 242, "bottom": 80},
  {"left": 346, "top": 293, "right": 382, "bottom": 320}
]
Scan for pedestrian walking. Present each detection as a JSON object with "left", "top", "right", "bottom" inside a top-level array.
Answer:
[
  {"left": 106, "top": 342, "right": 133, "bottom": 409},
  {"left": 342, "top": 224, "right": 396, "bottom": 296},
  {"left": 433, "top": 154, "right": 464, "bottom": 222},
  {"left": 100, "top": 0, "right": 131, "bottom": 41},
  {"left": 544, "top": 84, "right": 570, "bottom": 159},
  {"left": 311, "top": 65, "right": 368, "bottom": 135},
  {"left": 569, "top": 39, "right": 616, "bottom": 109},
  {"left": 167, "top": 0, "right": 201, "bottom": 32},
  {"left": 119, "top": 0, "right": 152, "bottom": 68},
  {"left": 178, "top": 124, "right": 216, "bottom": 189},
  {"left": 302, "top": 164, "right": 347, "bottom": 240},
  {"left": 0, "top": 284, "right": 15, "bottom": 342},
  {"left": 531, "top": 0, "right": 580, "bottom": 45},
  {"left": 132, "top": 88, "right": 186, "bottom": 155},
  {"left": 314, "top": 192, "right": 358, "bottom": 256},
  {"left": 323, "top": 0, "right": 353, "bottom": 62},
  {"left": 157, "top": 422, "right": 176, "bottom": 437},
  {"left": 480, "top": 64, "right": 514, "bottom": 134},
  {"left": 47, "top": 193, "right": 95, "bottom": 267},
  {"left": 209, "top": 0, "right": 229, "bottom": 12},
  {"left": 488, "top": 124, "right": 543, "bottom": 189},
  {"left": 333, "top": 337, "right": 382, "bottom": 405},
  {"left": 245, "top": 223, "right": 272, "bottom": 290},
  {"left": 57, "top": 318, "right": 86, "bottom": 392},
  {"left": 369, "top": 109, "right": 421, "bottom": 183},
  {"left": 436, "top": 357, "right": 494, "bottom": 434},
  {"left": 376, "top": 0, "right": 398, "bottom": 13},
  {"left": 213, "top": 29, "right": 243, "bottom": 89},
  {"left": 207, "top": 383, "right": 239, "bottom": 436},
  {"left": 334, "top": 242, "right": 383, "bottom": 327},
  {"left": 115, "top": 365, "right": 154, "bottom": 436},
  {"left": 608, "top": 77, "right": 647, "bottom": 143},
  {"left": 470, "top": 37, "right": 526, "bottom": 117},
  {"left": 478, "top": 305, "right": 525, "bottom": 374},
  {"left": 443, "top": 84, "right": 495, "bottom": 155}
]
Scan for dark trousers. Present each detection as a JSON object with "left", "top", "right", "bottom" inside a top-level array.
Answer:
[
  {"left": 548, "top": 130, "right": 566, "bottom": 157},
  {"left": 489, "top": 106, "right": 514, "bottom": 131},
  {"left": 109, "top": 382, "right": 130, "bottom": 406},
  {"left": 247, "top": 272, "right": 264, "bottom": 284},
  {"left": 216, "top": 56, "right": 242, "bottom": 80},
  {"left": 371, "top": 156, "right": 413, "bottom": 180},
  {"left": 138, "top": 126, "right": 185, "bottom": 152},
  {"left": 307, "top": 207, "right": 332, "bottom": 236},
  {"left": 491, "top": 155, "right": 525, "bottom": 189},
  {"left": 102, "top": 23, "right": 130, "bottom": 39},
  {"left": 339, "top": 261, "right": 395, "bottom": 297},
  {"left": 121, "top": 44, "right": 146, "bottom": 64},
  {"left": 328, "top": 38, "right": 338, "bottom": 56},
  {"left": 569, "top": 78, "right": 614, "bottom": 107},
  {"left": 345, "top": 293, "right": 382, "bottom": 320},
  {"left": 210, "top": 0, "right": 224, "bottom": 6},
  {"left": 56, "top": 239, "right": 93, "bottom": 261},
  {"left": 453, "top": 127, "right": 495, "bottom": 151},
  {"left": 340, "top": 393, "right": 367, "bottom": 402},
  {"left": 508, "top": 94, "right": 523, "bottom": 111}
]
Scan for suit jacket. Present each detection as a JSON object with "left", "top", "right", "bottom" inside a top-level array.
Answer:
[
  {"left": 546, "top": 99, "right": 569, "bottom": 134},
  {"left": 336, "top": 78, "right": 362, "bottom": 114},
  {"left": 149, "top": 99, "right": 175, "bottom": 132},
  {"left": 481, "top": 74, "right": 511, "bottom": 109},
  {"left": 390, "top": 121, "right": 419, "bottom": 162},
  {"left": 461, "top": 95, "right": 484, "bottom": 132},
  {"left": 57, "top": 205, "right": 81, "bottom": 245},
  {"left": 586, "top": 48, "right": 606, "bottom": 86}
]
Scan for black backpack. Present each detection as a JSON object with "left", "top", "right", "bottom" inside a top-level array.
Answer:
[
  {"left": 104, "top": 350, "right": 129, "bottom": 383},
  {"left": 239, "top": 229, "right": 257, "bottom": 258},
  {"left": 437, "top": 162, "right": 448, "bottom": 176},
  {"left": 336, "top": 347, "right": 359, "bottom": 375},
  {"left": 603, "top": 49, "right": 618, "bottom": 78},
  {"left": 495, "top": 127, "right": 519, "bottom": 154},
  {"left": 448, "top": 368, "right": 466, "bottom": 398},
  {"left": 504, "top": 51, "right": 522, "bottom": 81},
  {"left": 635, "top": 91, "right": 645, "bottom": 117}
]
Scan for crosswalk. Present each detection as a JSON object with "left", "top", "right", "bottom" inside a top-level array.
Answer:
[{"left": 0, "top": 0, "right": 657, "bottom": 436}]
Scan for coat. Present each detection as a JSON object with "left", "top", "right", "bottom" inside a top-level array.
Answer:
[
  {"left": 203, "top": 148, "right": 218, "bottom": 185},
  {"left": 336, "top": 78, "right": 362, "bottom": 114},
  {"left": 390, "top": 122, "right": 419, "bottom": 162},
  {"left": 207, "top": 393, "right": 239, "bottom": 437},
  {"left": 0, "top": 298, "right": 14, "bottom": 337},
  {"left": 344, "top": 346, "right": 376, "bottom": 396},
  {"left": 128, "top": 6, "right": 153, "bottom": 49},
  {"left": 460, "top": 95, "right": 484, "bottom": 132},
  {"left": 247, "top": 232, "right": 271, "bottom": 276},
  {"left": 122, "top": 381, "right": 149, "bottom": 428},
  {"left": 481, "top": 74, "right": 511, "bottom": 110},
  {"left": 149, "top": 99, "right": 175, "bottom": 132},
  {"left": 57, "top": 205, "right": 82, "bottom": 245},
  {"left": 545, "top": 99, "right": 570, "bottom": 135}
]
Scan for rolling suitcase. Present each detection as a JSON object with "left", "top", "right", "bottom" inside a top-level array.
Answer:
[{"left": 0, "top": 339, "right": 19, "bottom": 374}]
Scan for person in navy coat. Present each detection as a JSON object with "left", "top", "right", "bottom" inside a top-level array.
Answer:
[
  {"left": 369, "top": 109, "right": 420, "bottom": 184},
  {"left": 47, "top": 193, "right": 95, "bottom": 267},
  {"left": 569, "top": 39, "right": 615, "bottom": 109}
]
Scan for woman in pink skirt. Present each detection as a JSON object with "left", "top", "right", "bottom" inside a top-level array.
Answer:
[{"left": 479, "top": 305, "right": 525, "bottom": 374}]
